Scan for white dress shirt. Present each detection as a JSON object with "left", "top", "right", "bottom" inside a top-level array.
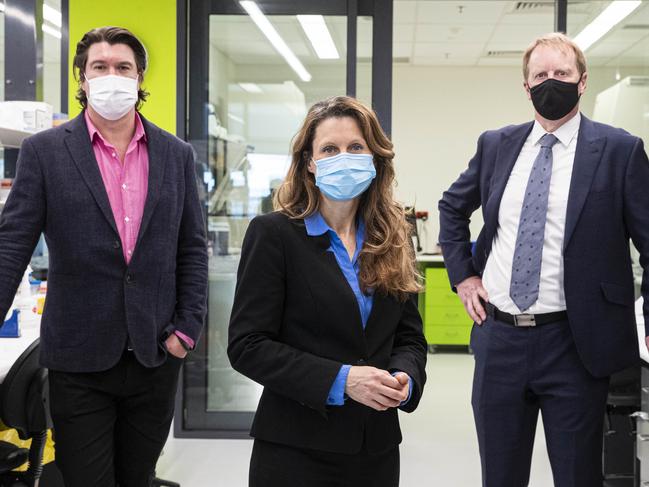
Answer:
[{"left": 482, "top": 113, "right": 581, "bottom": 314}]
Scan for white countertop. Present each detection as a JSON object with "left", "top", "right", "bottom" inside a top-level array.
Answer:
[
  {"left": 416, "top": 254, "right": 444, "bottom": 263},
  {"left": 0, "top": 311, "right": 41, "bottom": 382},
  {"left": 0, "top": 126, "right": 32, "bottom": 149}
]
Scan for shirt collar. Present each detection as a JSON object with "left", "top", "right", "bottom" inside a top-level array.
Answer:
[
  {"left": 304, "top": 211, "right": 330, "bottom": 237},
  {"left": 84, "top": 110, "right": 147, "bottom": 145},
  {"left": 530, "top": 111, "right": 581, "bottom": 148},
  {"left": 304, "top": 211, "right": 366, "bottom": 242}
]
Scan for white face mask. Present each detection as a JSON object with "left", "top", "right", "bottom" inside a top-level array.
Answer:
[{"left": 87, "top": 74, "right": 138, "bottom": 121}]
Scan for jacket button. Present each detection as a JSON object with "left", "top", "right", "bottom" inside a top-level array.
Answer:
[
  {"left": 357, "top": 359, "right": 366, "bottom": 365},
  {"left": 113, "top": 240, "right": 121, "bottom": 249},
  {"left": 125, "top": 274, "right": 134, "bottom": 284}
]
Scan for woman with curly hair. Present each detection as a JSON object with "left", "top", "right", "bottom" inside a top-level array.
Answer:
[{"left": 228, "top": 96, "right": 427, "bottom": 487}]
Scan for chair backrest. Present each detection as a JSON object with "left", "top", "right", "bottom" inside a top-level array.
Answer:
[{"left": 0, "top": 338, "right": 52, "bottom": 440}]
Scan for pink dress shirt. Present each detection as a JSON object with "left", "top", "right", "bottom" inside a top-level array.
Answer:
[{"left": 85, "top": 111, "right": 194, "bottom": 349}]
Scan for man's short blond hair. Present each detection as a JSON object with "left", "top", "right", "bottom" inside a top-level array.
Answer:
[{"left": 522, "top": 33, "right": 587, "bottom": 81}]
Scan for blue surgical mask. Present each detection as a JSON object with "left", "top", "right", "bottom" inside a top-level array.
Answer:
[{"left": 313, "top": 153, "right": 376, "bottom": 201}]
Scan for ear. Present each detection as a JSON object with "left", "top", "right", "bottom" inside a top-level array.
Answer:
[
  {"left": 523, "top": 81, "right": 532, "bottom": 101},
  {"left": 81, "top": 72, "right": 89, "bottom": 98},
  {"left": 307, "top": 154, "right": 316, "bottom": 175},
  {"left": 578, "top": 72, "right": 588, "bottom": 96}
]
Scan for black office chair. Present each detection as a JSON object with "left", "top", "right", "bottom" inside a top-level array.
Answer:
[
  {"left": 0, "top": 441, "right": 29, "bottom": 476},
  {"left": 602, "top": 367, "right": 640, "bottom": 487},
  {"left": 0, "top": 338, "right": 52, "bottom": 487}
]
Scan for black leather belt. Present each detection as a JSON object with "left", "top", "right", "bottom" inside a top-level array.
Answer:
[{"left": 486, "top": 302, "right": 568, "bottom": 327}]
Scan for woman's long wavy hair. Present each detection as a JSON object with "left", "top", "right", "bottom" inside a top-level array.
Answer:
[{"left": 274, "top": 96, "right": 422, "bottom": 300}]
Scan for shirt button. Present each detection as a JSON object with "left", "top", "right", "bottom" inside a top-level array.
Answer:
[
  {"left": 112, "top": 152, "right": 117, "bottom": 158},
  {"left": 128, "top": 250, "right": 133, "bottom": 255},
  {"left": 122, "top": 184, "right": 127, "bottom": 190},
  {"left": 124, "top": 216, "right": 130, "bottom": 223}
]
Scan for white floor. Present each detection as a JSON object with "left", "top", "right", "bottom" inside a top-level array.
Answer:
[{"left": 157, "top": 351, "right": 556, "bottom": 486}]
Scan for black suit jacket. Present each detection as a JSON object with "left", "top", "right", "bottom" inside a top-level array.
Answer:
[
  {"left": 0, "top": 112, "right": 208, "bottom": 371},
  {"left": 228, "top": 212, "right": 427, "bottom": 454},
  {"left": 439, "top": 115, "right": 649, "bottom": 377}
]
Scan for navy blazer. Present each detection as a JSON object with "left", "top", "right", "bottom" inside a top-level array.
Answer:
[
  {"left": 228, "top": 212, "right": 427, "bottom": 454},
  {"left": 0, "top": 112, "right": 208, "bottom": 372},
  {"left": 439, "top": 115, "right": 649, "bottom": 377}
]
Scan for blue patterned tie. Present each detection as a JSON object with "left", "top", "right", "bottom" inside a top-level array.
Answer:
[{"left": 509, "top": 133, "right": 559, "bottom": 312}]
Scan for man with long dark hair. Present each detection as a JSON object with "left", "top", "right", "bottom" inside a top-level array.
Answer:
[{"left": 0, "top": 26, "right": 208, "bottom": 486}]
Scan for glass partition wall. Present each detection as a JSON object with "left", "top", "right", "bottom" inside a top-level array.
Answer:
[{"left": 178, "top": 0, "right": 390, "bottom": 438}]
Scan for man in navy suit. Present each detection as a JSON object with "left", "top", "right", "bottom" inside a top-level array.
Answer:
[
  {"left": 439, "top": 33, "right": 649, "bottom": 487},
  {"left": 0, "top": 27, "right": 207, "bottom": 486}
]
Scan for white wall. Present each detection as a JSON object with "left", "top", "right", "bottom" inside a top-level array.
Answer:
[{"left": 391, "top": 64, "right": 647, "bottom": 252}]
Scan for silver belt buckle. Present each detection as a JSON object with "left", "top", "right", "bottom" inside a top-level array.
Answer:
[{"left": 514, "top": 314, "right": 536, "bottom": 327}]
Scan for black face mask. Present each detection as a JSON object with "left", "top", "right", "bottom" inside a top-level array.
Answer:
[{"left": 529, "top": 78, "right": 581, "bottom": 121}]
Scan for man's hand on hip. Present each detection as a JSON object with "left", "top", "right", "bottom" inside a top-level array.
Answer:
[{"left": 456, "top": 276, "right": 489, "bottom": 325}]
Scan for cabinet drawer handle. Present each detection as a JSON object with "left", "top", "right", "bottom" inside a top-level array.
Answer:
[
  {"left": 631, "top": 411, "right": 649, "bottom": 422},
  {"left": 642, "top": 387, "right": 649, "bottom": 394},
  {"left": 638, "top": 434, "right": 649, "bottom": 442}
]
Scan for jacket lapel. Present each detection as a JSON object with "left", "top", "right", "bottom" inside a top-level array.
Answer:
[
  {"left": 563, "top": 116, "right": 606, "bottom": 250},
  {"left": 483, "top": 122, "right": 533, "bottom": 253},
  {"left": 136, "top": 116, "right": 169, "bottom": 246},
  {"left": 64, "top": 113, "right": 119, "bottom": 236},
  {"left": 305, "top": 225, "right": 367, "bottom": 337}
]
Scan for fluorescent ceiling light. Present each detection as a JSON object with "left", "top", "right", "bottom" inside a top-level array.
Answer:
[
  {"left": 239, "top": 1, "right": 312, "bottom": 82},
  {"left": 42, "top": 23, "right": 61, "bottom": 39},
  {"left": 297, "top": 15, "right": 339, "bottom": 59},
  {"left": 239, "top": 82, "right": 263, "bottom": 93},
  {"left": 228, "top": 113, "right": 245, "bottom": 124},
  {"left": 574, "top": 0, "right": 641, "bottom": 51},
  {"left": 43, "top": 4, "right": 62, "bottom": 27}
]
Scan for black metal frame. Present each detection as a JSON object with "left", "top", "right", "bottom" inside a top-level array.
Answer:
[
  {"left": 2, "top": 0, "right": 68, "bottom": 177},
  {"left": 3, "top": 0, "right": 38, "bottom": 178},
  {"left": 175, "top": 0, "right": 393, "bottom": 439},
  {"left": 61, "top": 0, "right": 69, "bottom": 115},
  {"left": 555, "top": 0, "right": 567, "bottom": 33}
]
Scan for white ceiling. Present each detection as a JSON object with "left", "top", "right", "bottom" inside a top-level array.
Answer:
[{"left": 210, "top": 0, "right": 649, "bottom": 69}]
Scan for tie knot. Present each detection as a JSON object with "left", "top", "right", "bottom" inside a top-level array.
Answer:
[{"left": 540, "top": 133, "right": 559, "bottom": 149}]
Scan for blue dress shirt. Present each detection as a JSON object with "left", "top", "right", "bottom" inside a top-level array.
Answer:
[{"left": 304, "top": 212, "right": 412, "bottom": 407}]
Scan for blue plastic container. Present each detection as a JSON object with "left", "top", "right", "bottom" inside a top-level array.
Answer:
[{"left": 0, "top": 309, "right": 21, "bottom": 338}]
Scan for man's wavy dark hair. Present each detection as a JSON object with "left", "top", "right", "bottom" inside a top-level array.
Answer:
[{"left": 73, "top": 26, "right": 149, "bottom": 110}]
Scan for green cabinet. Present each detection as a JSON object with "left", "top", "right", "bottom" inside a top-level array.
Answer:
[{"left": 421, "top": 266, "right": 473, "bottom": 347}]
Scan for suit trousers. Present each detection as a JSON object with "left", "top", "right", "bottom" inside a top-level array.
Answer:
[
  {"left": 249, "top": 438, "right": 400, "bottom": 487},
  {"left": 471, "top": 316, "right": 610, "bottom": 487},
  {"left": 48, "top": 350, "right": 183, "bottom": 487}
]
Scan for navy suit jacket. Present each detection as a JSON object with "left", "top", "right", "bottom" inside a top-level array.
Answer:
[
  {"left": 0, "top": 112, "right": 208, "bottom": 372},
  {"left": 439, "top": 114, "right": 649, "bottom": 377}
]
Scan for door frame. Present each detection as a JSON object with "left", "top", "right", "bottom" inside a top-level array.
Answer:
[{"left": 175, "top": 0, "right": 393, "bottom": 439}]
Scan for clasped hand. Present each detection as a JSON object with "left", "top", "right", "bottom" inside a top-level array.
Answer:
[{"left": 344, "top": 366, "right": 410, "bottom": 411}]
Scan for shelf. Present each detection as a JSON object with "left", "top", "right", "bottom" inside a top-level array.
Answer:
[{"left": 0, "top": 126, "right": 33, "bottom": 149}]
